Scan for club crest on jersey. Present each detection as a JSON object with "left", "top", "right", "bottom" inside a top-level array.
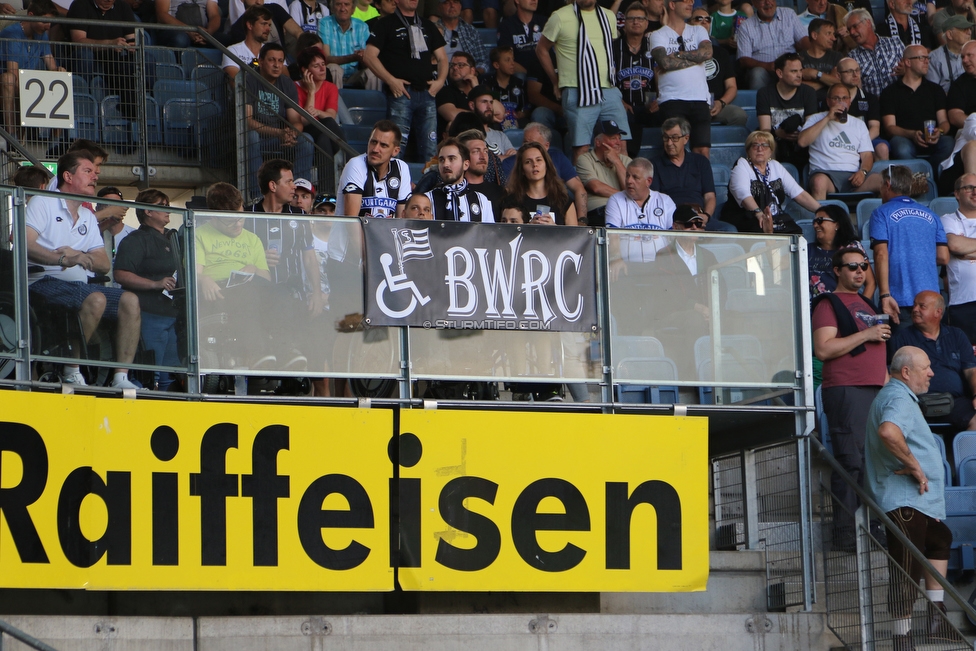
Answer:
[{"left": 389, "top": 176, "right": 400, "bottom": 189}]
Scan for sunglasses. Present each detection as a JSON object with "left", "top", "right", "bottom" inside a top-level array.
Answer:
[
  {"left": 683, "top": 218, "right": 706, "bottom": 229},
  {"left": 691, "top": 15, "right": 712, "bottom": 22},
  {"left": 813, "top": 217, "right": 836, "bottom": 225},
  {"left": 839, "top": 262, "right": 870, "bottom": 271}
]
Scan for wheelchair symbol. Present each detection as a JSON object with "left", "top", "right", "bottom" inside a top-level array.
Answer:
[{"left": 375, "top": 253, "right": 431, "bottom": 318}]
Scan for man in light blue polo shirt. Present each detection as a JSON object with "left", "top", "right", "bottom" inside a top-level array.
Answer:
[
  {"left": 865, "top": 346, "right": 957, "bottom": 651},
  {"left": 870, "top": 164, "right": 950, "bottom": 334}
]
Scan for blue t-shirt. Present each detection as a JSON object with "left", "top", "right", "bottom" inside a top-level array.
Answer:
[
  {"left": 869, "top": 196, "right": 947, "bottom": 307},
  {"left": 892, "top": 324, "right": 976, "bottom": 397},
  {"left": 865, "top": 378, "right": 946, "bottom": 519},
  {"left": 649, "top": 152, "right": 715, "bottom": 208},
  {"left": 0, "top": 22, "right": 52, "bottom": 73}
]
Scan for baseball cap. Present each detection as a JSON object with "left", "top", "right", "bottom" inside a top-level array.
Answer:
[
  {"left": 943, "top": 15, "right": 974, "bottom": 30},
  {"left": 673, "top": 204, "right": 708, "bottom": 224},
  {"left": 594, "top": 120, "right": 625, "bottom": 137},
  {"left": 467, "top": 85, "right": 496, "bottom": 103},
  {"left": 294, "top": 178, "right": 315, "bottom": 194}
]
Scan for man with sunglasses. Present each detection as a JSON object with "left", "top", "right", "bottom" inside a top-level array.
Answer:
[{"left": 812, "top": 247, "right": 891, "bottom": 551}]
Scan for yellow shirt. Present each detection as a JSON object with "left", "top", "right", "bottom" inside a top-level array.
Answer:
[
  {"left": 352, "top": 4, "right": 378, "bottom": 22},
  {"left": 194, "top": 222, "right": 269, "bottom": 283},
  {"left": 541, "top": 4, "right": 617, "bottom": 90}
]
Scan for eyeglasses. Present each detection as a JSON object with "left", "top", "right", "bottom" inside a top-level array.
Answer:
[
  {"left": 813, "top": 217, "right": 836, "bottom": 225},
  {"left": 663, "top": 134, "right": 687, "bottom": 142},
  {"left": 839, "top": 262, "right": 870, "bottom": 271},
  {"left": 691, "top": 15, "right": 712, "bottom": 22},
  {"left": 838, "top": 68, "right": 860, "bottom": 74},
  {"left": 750, "top": 142, "right": 770, "bottom": 149},
  {"left": 906, "top": 55, "right": 930, "bottom": 60},
  {"left": 625, "top": 15, "right": 648, "bottom": 21},
  {"left": 958, "top": 185, "right": 976, "bottom": 194},
  {"left": 449, "top": 62, "right": 471, "bottom": 68}
]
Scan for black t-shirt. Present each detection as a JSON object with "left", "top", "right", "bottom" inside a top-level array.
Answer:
[
  {"left": 947, "top": 73, "right": 976, "bottom": 117},
  {"left": 704, "top": 39, "right": 733, "bottom": 98},
  {"left": 67, "top": 0, "right": 136, "bottom": 40},
  {"left": 113, "top": 226, "right": 182, "bottom": 318},
  {"left": 496, "top": 13, "right": 544, "bottom": 71},
  {"left": 612, "top": 36, "right": 655, "bottom": 109},
  {"left": 520, "top": 194, "right": 572, "bottom": 226},
  {"left": 756, "top": 83, "right": 818, "bottom": 131},
  {"left": 526, "top": 54, "right": 558, "bottom": 107},
  {"left": 482, "top": 73, "right": 527, "bottom": 129},
  {"left": 366, "top": 11, "right": 446, "bottom": 89},
  {"left": 244, "top": 205, "right": 311, "bottom": 293},
  {"left": 228, "top": 4, "right": 293, "bottom": 47},
  {"left": 877, "top": 13, "right": 935, "bottom": 49},
  {"left": 879, "top": 78, "right": 947, "bottom": 131},
  {"left": 468, "top": 180, "right": 504, "bottom": 215},
  {"left": 435, "top": 82, "right": 470, "bottom": 136},
  {"left": 848, "top": 86, "right": 881, "bottom": 124}
]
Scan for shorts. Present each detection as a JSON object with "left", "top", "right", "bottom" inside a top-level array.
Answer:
[
  {"left": 29, "top": 276, "right": 126, "bottom": 320},
  {"left": 658, "top": 99, "right": 712, "bottom": 150},
  {"left": 885, "top": 506, "right": 952, "bottom": 617},
  {"left": 811, "top": 169, "right": 860, "bottom": 193},
  {"left": 561, "top": 86, "right": 631, "bottom": 148}
]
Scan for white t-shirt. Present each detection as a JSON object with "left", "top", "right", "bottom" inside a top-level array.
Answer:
[
  {"left": 331, "top": 154, "right": 412, "bottom": 263},
  {"left": 801, "top": 112, "right": 873, "bottom": 173},
  {"left": 221, "top": 40, "right": 260, "bottom": 72},
  {"left": 729, "top": 157, "right": 804, "bottom": 207},
  {"left": 941, "top": 210, "right": 976, "bottom": 305},
  {"left": 605, "top": 190, "right": 674, "bottom": 262},
  {"left": 229, "top": 0, "right": 287, "bottom": 24},
  {"left": 289, "top": 0, "right": 329, "bottom": 33},
  {"left": 25, "top": 194, "right": 104, "bottom": 284},
  {"left": 648, "top": 24, "right": 710, "bottom": 104}
]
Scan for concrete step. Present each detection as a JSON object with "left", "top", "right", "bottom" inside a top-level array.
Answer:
[{"left": 0, "top": 613, "right": 837, "bottom": 651}]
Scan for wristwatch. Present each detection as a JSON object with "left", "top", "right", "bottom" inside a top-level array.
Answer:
[
  {"left": 860, "top": 169, "right": 869, "bottom": 176},
  {"left": 816, "top": 71, "right": 823, "bottom": 80}
]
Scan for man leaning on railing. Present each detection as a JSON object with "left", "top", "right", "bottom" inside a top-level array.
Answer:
[{"left": 865, "top": 345, "right": 959, "bottom": 651}]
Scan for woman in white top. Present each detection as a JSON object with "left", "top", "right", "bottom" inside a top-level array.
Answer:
[{"left": 724, "top": 130, "right": 821, "bottom": 234}]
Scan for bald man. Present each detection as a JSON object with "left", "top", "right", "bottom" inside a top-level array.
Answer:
[
  {"left": 865, "top": 346, "right": 957, "bottom": 650},
  {"left": 891, "top": 290, "right": 976, "bottom": 433}
]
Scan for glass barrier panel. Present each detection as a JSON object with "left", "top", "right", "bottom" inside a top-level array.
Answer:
[
  {"left": 408, "top": 327, "right": 600, "bottom": 383},
  {"left": 192, "top": 212, "right": 400, "bottom": 378},
  {"left": 607, "top": 231, "right": 799, "bottom": 392}
]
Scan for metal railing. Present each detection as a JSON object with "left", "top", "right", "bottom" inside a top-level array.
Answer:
[
  {"left": 0, "top": 620, "right": 59, "bottom": 651},
  {"left": 1, "top": 184, "right": 814, "bottom": 411},
  {"left": 813, "top": 436, "right": 976, "bottom": 650},
  {"left": 0, "top": 17, "right": 356, "bottom": 195}
]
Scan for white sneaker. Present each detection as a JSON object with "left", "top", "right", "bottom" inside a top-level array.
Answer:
[
  {"left": 111, "top": 376, "right": 139, "bottom": 390},
  {"left": 60, "top": 370, "right": 87, "bottom": 385}
]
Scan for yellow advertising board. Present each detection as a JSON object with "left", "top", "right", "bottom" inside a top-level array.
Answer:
[
  {"left": 0, "top": 392, "right": 393, "bottom": 590},
  {"left": 396, "top": 411, "right": 709, "bottom": 592}
]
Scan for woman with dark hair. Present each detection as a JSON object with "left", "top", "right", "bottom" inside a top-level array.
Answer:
[
  {"left": 809, "top": 203, "right": 875, "bottom": 299},
  {"left": 506, "top": 142, "right": 577, "bottom": 226},
  {"left": 113, "top": 189, "right": 184, "bottom": 391},
  {"left": 295, "top": 46, "right": 344, "bottom": 156}
]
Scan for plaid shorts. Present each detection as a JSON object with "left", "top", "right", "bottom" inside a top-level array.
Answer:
[{"left": 30, "top": 276, "right": 126, "bottom": 320}]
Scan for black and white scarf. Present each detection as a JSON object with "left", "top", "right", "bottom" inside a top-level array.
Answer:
[
  {"left": 887, "top": 11, "right": 921, "bottom": 46},
  {"left": 575, "top": 3, "right": 615, "bottom": 107},
  {"left": 396, "top": 8, "right": 428, "bottom": 59},
  {"left": 428, "top": 179, "right": 485, "bottom": 222}
]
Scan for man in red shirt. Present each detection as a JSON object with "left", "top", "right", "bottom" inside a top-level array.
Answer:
[{"left": 812, "top": 247, "right": 892, "bottom": 550}]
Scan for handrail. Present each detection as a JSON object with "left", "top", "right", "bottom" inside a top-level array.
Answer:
[
  {"left": 0, "top": 123, "right": 47, "bottom": 170},
  {"left": 0, "top": 619, "right": 59, "bottom": 651},
  {"left": 811, "top": 435, "right": 976, "bottom": 623}
]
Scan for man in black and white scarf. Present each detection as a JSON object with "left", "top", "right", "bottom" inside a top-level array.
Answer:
[
  {"left": 536, "top": 0, "right": 631, "bottom": 162},
  {"left": 424, "top": 138, "right": 496, "bottom": 222}
]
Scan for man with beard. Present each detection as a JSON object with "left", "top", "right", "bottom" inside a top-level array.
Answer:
[
  {"left": 456, "top": 130, "right": 504, "bottom": 213},
  {"left": 224, "top": 4, "right": 273, "bottom": 79},
  {"left": 423, "top": 138, "right": 496, "bottom": 222},
  {"left": 468, "top": 85, "right": 517, "bottom": 159}
]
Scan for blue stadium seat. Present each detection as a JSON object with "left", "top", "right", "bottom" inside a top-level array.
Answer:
[
  {"left": 71, "top": 93, "right": 99, "bottom": 142},
  {"left": 709, "top": 144, "right": 746, "bottom": 169},
  {"left": 694, "top": 334, "right": 767, "bottom": 404},
  {"left": 101, "top": 95, "right": 161, "bottom": 145},
  {"left": 72, "top": 75, "right": 89, "bottom": 96},
  {"left": 504, "top": 128, "right": 524, "bottom": 148},
  {"left": 146, "top": 47, "right": 177, "bottom": 67},
  {"left": 934, "top": 433, "right": 953, "bottom": 485},
  {"left": 930, "top": 196, "right": 959, "bottom": 218},
  {"left": 477, "top": 27, "right": 497, "bottom": 47},
  {"left": 162, "top": 98, "right": 221, "bottom": 150},
  {"left": 155, "top": 62, "right": 185, "bottom": 81},
  {"left": 642, "top": 127, "right": 663, "bottom": 147},
  {"left": 944, "top": 486, "right": 976, "bottom": 572},
  {"left": 731, "top": 90, "right": 756, "bottom": 108},
  {"left": 781, "top": 162, "right": 801, "bottom": 185},
  {"left": 871, "top": 158, "right": 937, "bottom": 204},
  {"left": 855, "top": 198, "right": 883, "bottom": 240},
  {"left": 744, "top": 108, "right": 758, "bottom": 132},
  {"left": 90, "top": 76, "right": 105, "bottom": 104},
  {"left": 960, "top": 455, "right": 976, "bottom": 487},
  {"left": 182, "top": 49, "right": 223, "bottom": 77},
  {"left": 955, "top": 432, "right": 976, "bottom": 477},
  {"left": 340, "top": 89, "right": 387, "bottom": 126},
  {"left": 712, "top": 125, "right": 749, "bottom": 144},
  {"left": 345, "top": 124, "right": 373, "bottom": 152},
  {"left": 154, "top": 80, "right": 208, "bottom": 109},
  {"left": 796, "top": 219, "right": 815, "bottom": 244},
  {"left": 191, "top": 65, "right": 226, "bottom": 106},
  {"left": 612, "top": 335, "right": 680, "bottom": 405},
  {"left": 712, "top": 164, "right": 731, "bottom": 217}
]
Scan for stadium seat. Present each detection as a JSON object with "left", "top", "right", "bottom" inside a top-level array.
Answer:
[
  {"left": 90, "top": 76, "right": 105, "bottom": 104},
  {"left": 694, "top": 334, "right": 767, "bottom": 404},
  {"left": 930, "top": 196, "right": 959, "bottom": 217},
  {"left": 154, "top": 62, "right": 185, "bottom": 82},
  {"left": 162, "top": 98, "right": 221, "bottom": 150},
  {"left": 855, "top": 198, "right": 883, "bottom": 240},
  {"left": 944, "top": 485, "right": 976, "bottom": 572},
  {"left": 72, "top": 75, "right": 89, "bottom": 96},
  {"left": 191, "top": 65, "right": 226, "bottom": 106},
  {"left": 744, "top": 108, "right": 759, "bottom": 132},
  {"left": 731, "top": 90, "right": 756, "bottom": 108},
  {"left": 345, "top": 124, "right": 373, "bottom": 152},
  {"left": 713, "top": 164, "right": 731, "bottom": 217},
  {"left": 613, "top": 335, "right": 680, "bottom": 404},
  {"left": 146, "top": 47, "right": 177, "bottom": 67},
  {"left": 182, "top": 49, "right": 223, "bottom": 77},
  {"left": 960, "top": 455, "right": 976, "bottom": 487},
  {"left": 101, "top": 95, "right": 161, "bottom": 145},
  {"left": 340, "top": 89, "right": 387, "bottom": 126},
  {"left": 781, "top": 162, "right": 801, "bottom": 185},
  {"left": 955, "top": 432, "right": 976, "bottom": 476},
  {"left": 71, "top": 93, "right": 99, "bottom": 142},
  {"left": 710, "top": 144, "right": 746, "bottom": 169},
  {"left": 796, "top": 219, "right": 815, "bottom": 244},
  {"left": 504, "top": 128, "right": 524, "bottom": 148},
  {"left": 711, "top": 125, "right": 749, "bottom": 144},
  {"left": 154, "top": 80, "right": 208, "bottom": 109},
  {"left": 934, "top": 433, "right": 953, "bottom": 485},
  {"left": 477, "top": 27, "right": 497, "bottom": 47},
  {"left": 700, "top": 241, "right": 746, "bottom": 263}
]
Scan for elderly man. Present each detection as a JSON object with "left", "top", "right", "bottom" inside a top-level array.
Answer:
[
  {"left": 649, "top": 0, "right": 713, "bottom": 157},
  {"left": 649, "top": 117, "right": 716, "bottom": 218},
  {"left": 941, "top": 174, "right": 976, "bottom": 344},
  {"left": 758, "top": 53, "right": 819, "bottom": 169},
  {"left": 879, "top": 0, "right": 935, "bottom": 48},
  {"left": 318, "top": 0, "right": 370, "bottom": 87},
  {"left": 424, "top": 137, "right": 496, "bottom": 222},
  {"left": 25, "top": 151, "right": 141, "bottom": 390},
  {"left": 927, "top": 15, "right": 970, "bottom": 91},
  {"left": 798, "top": 83, "right": 883, "bottom": 200},
  {"left": 870, "top": 165, "right": 949, "bottom": 330},
  {"left": 432, "top": 0, "right": 489, "bottom": 74},
  {"left": 932, "top": 0, "right": 976, "bottom": 43},
  {"left": 837, "top": 57, "right": 890, "bottom": 160},
  {"left": 606, "top": 158, "right": 675, "bottom": 265},
  {"left": 736, "top": 0, "right": 808, "bottom": 89},
  {"left": 813, "top": 248, "right": 891, "bottom": 551},
  {"left": 536, "top": 0, "right": 630, "bottom": 161},
  {"left": 576, "top": 120, "right": 632, "bottom": 227},
  {"left": 880, "top": 45, "right": 953, "bottom": 165},
  {"left": 865, "top": 346, "right": 954, "bottom": 651},
  {"left": 892, "top": 291, "right": 976, "bottom": 434},
  {"left": 847, "top": 9, "right": 906, "bottom": 98}
]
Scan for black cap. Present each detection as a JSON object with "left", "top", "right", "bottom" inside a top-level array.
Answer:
[
  {"left": 594, "top": 119, "right": 625, "bottom": 137},
  {"left": 467, "top": 85, "right": 496, "bottom": 103},
  {"left": 673, "top": 204, "right": 706, "bottom": 223}
]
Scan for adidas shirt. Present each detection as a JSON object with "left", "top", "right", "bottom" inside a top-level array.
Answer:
[{"left": 801, "top": 111, "right": 874, "bottom": 174}]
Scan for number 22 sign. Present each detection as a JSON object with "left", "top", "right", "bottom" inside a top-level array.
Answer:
[{"left": 19, "top": 70, "right": 74, "bottom": 129}]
